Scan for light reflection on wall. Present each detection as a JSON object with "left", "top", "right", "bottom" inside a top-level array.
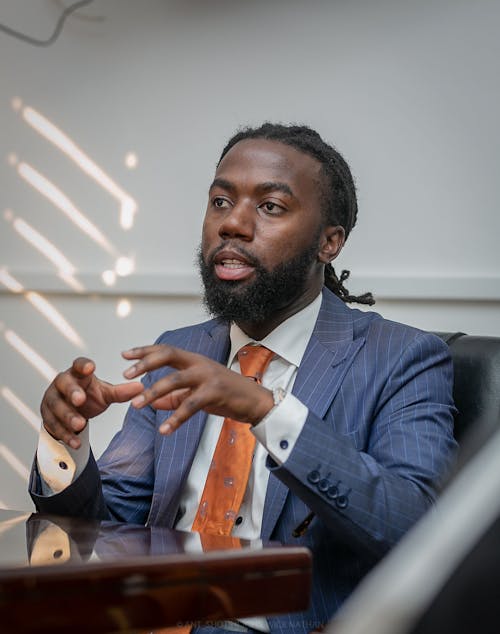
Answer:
[
  {"left": 20, "top": 103, "right": 138, "bottom": 230},
  {"left": 0, "top": 444, "right": 29, "bottom": 482},
  {"left": 1, "top": 98, "right": 139, "bottom": 503},
  {"left": 115, "top": 256, "right": 135, "bottom": 277},
  {"left": 116, "top": 298, "right": 132, "bottom": 318},
  {"left": 15, "top": 159, "right": 137, "bottom": 280},
  {"left": 102, "top": 269, "right": 116, "bottom": 286},
  {"left": 1, "top": 387, "right": 39, "bottom": 432},
  {"left": 8, "top": 214, "right": 84, "bottom": 292},
  {"left": 17, "top": 161, "right": 117, "bottom": 256},
  {"left": 124, "top": 152, "right": 138, "bottom": 169},
  {"left": 4, "top": 330, "right": 57, "bottom": 382},
  {"left": 26, "top": 293, "right": 84, "bottom": 348},
  {"left": 0, "top": 268, "right": 23, "bottom": 294},
  {"left": 0, "top": 268, "right": 84, "bottom": 347}
]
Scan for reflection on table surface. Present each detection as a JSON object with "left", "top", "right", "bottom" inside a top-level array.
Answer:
[
  {"left": 0, "top": 508, "right": 269, "bottom": 570},
  {"left": 0, "top": 509, "right": 312, "bottom": 634}
]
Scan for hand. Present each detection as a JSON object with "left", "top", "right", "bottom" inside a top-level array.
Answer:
[
  {"left": 40, "top": 357, "right": 143, "bottom": 449},
  {"left": 122, "top": 344, "right": 274, "bottom": 435}
]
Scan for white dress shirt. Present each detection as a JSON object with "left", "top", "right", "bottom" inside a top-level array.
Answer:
[
  {"left": 37, "top": 294, "right": 321, "bottom": 508},
  {"left": 175, "top": 293, "right": 321, "bottom": 538}
]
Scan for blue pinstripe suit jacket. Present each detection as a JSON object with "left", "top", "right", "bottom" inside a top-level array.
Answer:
[{"left": 30, "top": 288, "right": 457, "bottom": 633}]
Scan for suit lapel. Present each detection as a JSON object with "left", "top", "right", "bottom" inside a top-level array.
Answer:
[
  {"left": 262, "top": 290, "right": 366, "bottom": 539},
  {"left": 292, "top": 301, "right": 365, "bottom": 419},
  {"left": 149, "top": 293, "right": 367, "bottom": 534},
  {"left": 148, "top": 320, "right": 230, "bottom": 527}
]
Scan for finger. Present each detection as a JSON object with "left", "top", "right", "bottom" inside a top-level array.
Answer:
[
  {"left": 158, "top": 389, "right": 206, "bottom": 435},
  {"left": 149, "top": 387, "right": 191, "bottom": 411},
  {"left": 121, "top": 345, "right": 160, "bottom": 360},
  {"left": 52, "top": 360, "right": 95, "bottom": 407},
  {"left": 122, "top": 345, "right": 196, "bottom": 379},
  {"left": 121, "top": 345, "right": 164, "bottom": 377},
  {"left": 41, "top": 409, "right": 83, "bottom": 450},
  {"left": 41, "top": 393, "right": 87, "bottom": 433},
  {"left": 52, "top": 372, "right": 87, "bottom": 408},
  {"left": 71, "top": 357, "right": 96, "bottom": 379},
  {"left": 130, "top": 369, "right": 194, "bottom": 408}
]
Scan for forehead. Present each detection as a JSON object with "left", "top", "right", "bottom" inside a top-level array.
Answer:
[{"left": 214, "top": 138, "right": 324, "bottom": 197}]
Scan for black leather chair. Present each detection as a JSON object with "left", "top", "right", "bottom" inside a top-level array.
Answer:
[
  {"left": 402, "top": 332, "right": 500, "bottom": 634},
  {"left": 325, "top": 332, "right": 500, "bottom": 634},
  {"left": 433, "top": 331, "right": 500, "bottom": 464}
]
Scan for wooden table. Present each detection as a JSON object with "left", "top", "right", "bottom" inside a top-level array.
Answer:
[{"left": 0, "top": 509, "right": 311, "bottom": 633}]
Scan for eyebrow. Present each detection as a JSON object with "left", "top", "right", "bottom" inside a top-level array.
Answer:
[
  {"left": 209, "top": 178, "right": 296, "bottom": 199},
  {"left": 258, "top": 181, "right": 295, "bottom": 198},
  {"left": 209, "top": 178, "right": 236, "bottom": 194}
]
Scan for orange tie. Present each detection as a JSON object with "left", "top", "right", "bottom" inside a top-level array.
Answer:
[{"left": 191, "top": 344, "right": 274, "bottom": 536}]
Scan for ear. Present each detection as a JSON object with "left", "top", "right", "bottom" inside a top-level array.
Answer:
[{"left": 318, "top": 225, "right": 345, "bottom": 264}]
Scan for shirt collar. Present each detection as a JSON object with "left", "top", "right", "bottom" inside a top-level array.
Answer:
[{"left": 228, "top": 292, "right": 322, "bottom": 368}]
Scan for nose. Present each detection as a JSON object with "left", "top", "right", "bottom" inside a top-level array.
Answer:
[{"left": 218, "top": 201, "right": 255, "bottom": 241}]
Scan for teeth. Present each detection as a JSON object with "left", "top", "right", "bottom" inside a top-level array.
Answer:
[{"left": 222, "top": 259, "right": 246, "bottom": 267}]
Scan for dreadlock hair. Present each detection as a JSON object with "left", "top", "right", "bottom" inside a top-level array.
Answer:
[{"left": 218, "top": 122, "right": 375, "bottom": 306}]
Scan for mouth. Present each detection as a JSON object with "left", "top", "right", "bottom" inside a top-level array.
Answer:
[{"left": 212, "top": 249, "right": 256, "bottom": 282}]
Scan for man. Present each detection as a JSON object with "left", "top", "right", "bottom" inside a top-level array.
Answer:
[{"left": 29, "top": 123, "right": 457, "bottom": 633}]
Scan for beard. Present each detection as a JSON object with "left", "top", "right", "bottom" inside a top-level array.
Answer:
[{"left": 197, "top": 235, "right": 321, "bottom": 325}]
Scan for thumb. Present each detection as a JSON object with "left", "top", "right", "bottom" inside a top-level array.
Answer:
[{"left": 107, "top": 381, "right": 144, "bottom": 404}]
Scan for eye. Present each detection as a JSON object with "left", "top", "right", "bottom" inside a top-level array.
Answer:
[
  {"left": 212, "top": 197, "right": 230, "bottom": 209},
  {"left": 258, "top": 201, "right": 284, "bottom": 215}
]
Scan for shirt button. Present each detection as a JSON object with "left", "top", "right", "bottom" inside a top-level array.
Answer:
[
  {"left": 58, "top": 461, "right": 68, "bottom": 470},
  {"left": 235, "top": 516, "right": 243, "bottom": 526},
  {"left": 280, "top": 440, "right": 289, "bottom": 450}
]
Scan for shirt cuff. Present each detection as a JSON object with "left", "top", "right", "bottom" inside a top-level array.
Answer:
[
  {"left": 252, "top": 392, "right": 307, "bottom": 465},
  {"left": 36, "top": 424, "right": 90, "bottom": 495}
]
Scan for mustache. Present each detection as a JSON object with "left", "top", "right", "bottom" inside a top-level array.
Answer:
[{"left": 206, "top": 243, "right": 261, "bottom": 269}]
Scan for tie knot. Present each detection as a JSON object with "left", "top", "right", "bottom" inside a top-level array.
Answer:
[{"left": 237, "top": 345, "right": 274, "bottom": 383}]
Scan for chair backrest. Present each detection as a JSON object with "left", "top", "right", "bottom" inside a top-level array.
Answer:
[{"left": 432, "top": 332, "right": 500, "bottom": 447}]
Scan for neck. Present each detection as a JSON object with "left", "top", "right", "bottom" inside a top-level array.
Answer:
[
  {"left": 235, "top": 317, "right": 284, "bottom": 341},
  {"left": 235, "top": 284, "right": 322, "bottom": 340}
]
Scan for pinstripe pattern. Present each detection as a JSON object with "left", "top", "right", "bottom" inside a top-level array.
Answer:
[{"left": 30, "top": 288, "right": 457, "bottom": 634}]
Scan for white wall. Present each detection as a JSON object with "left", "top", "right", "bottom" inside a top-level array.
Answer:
[{"left": 1, "top": 0, "right": 499, "bottom": 511}]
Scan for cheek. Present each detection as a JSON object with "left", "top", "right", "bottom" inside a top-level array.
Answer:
[
  {"left": 252, "top": 238, "right": 294, "bottom": 273},
  {"left": 257, "top": 224, "right": 318, "bottom": 264},
  {"left": 201, "top": 215, "right": 217, "bottom": 248}
]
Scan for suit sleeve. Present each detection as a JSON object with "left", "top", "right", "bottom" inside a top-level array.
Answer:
[
  {"left": 29, "top": 376, "right": 159, "bottom": 525},
  {"left": 267, "top": 330, "right": 458, "bottom": 559},
  {"left": 30, "top": 449, "right": 109, "bottom": 520},
  {"left": 28, "top": 320, "right": 225, "bottom": 525}
]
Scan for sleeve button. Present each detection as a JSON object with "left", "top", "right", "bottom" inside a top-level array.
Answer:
[
  {"left": 58, "top": 461, "right": 68, "bottom": 470},
  {"left": 336, "top": 492, "right": 350, "bottom": 509},
  {"left": 307, "top": 469, "right": 321, "bottom": 484},
  {"left": 327, "top": 482, "right": 340, "bottom": 499},
  {"left": 279, "top": 439, "right": 289, "bottom": 450},
  {"left": 318, "top": 477, "right": 331, "bottom": 493}
]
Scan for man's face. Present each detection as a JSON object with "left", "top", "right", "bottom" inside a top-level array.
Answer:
[{"left": 199, "top": 138, "right": 342, "bottom": 328}]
